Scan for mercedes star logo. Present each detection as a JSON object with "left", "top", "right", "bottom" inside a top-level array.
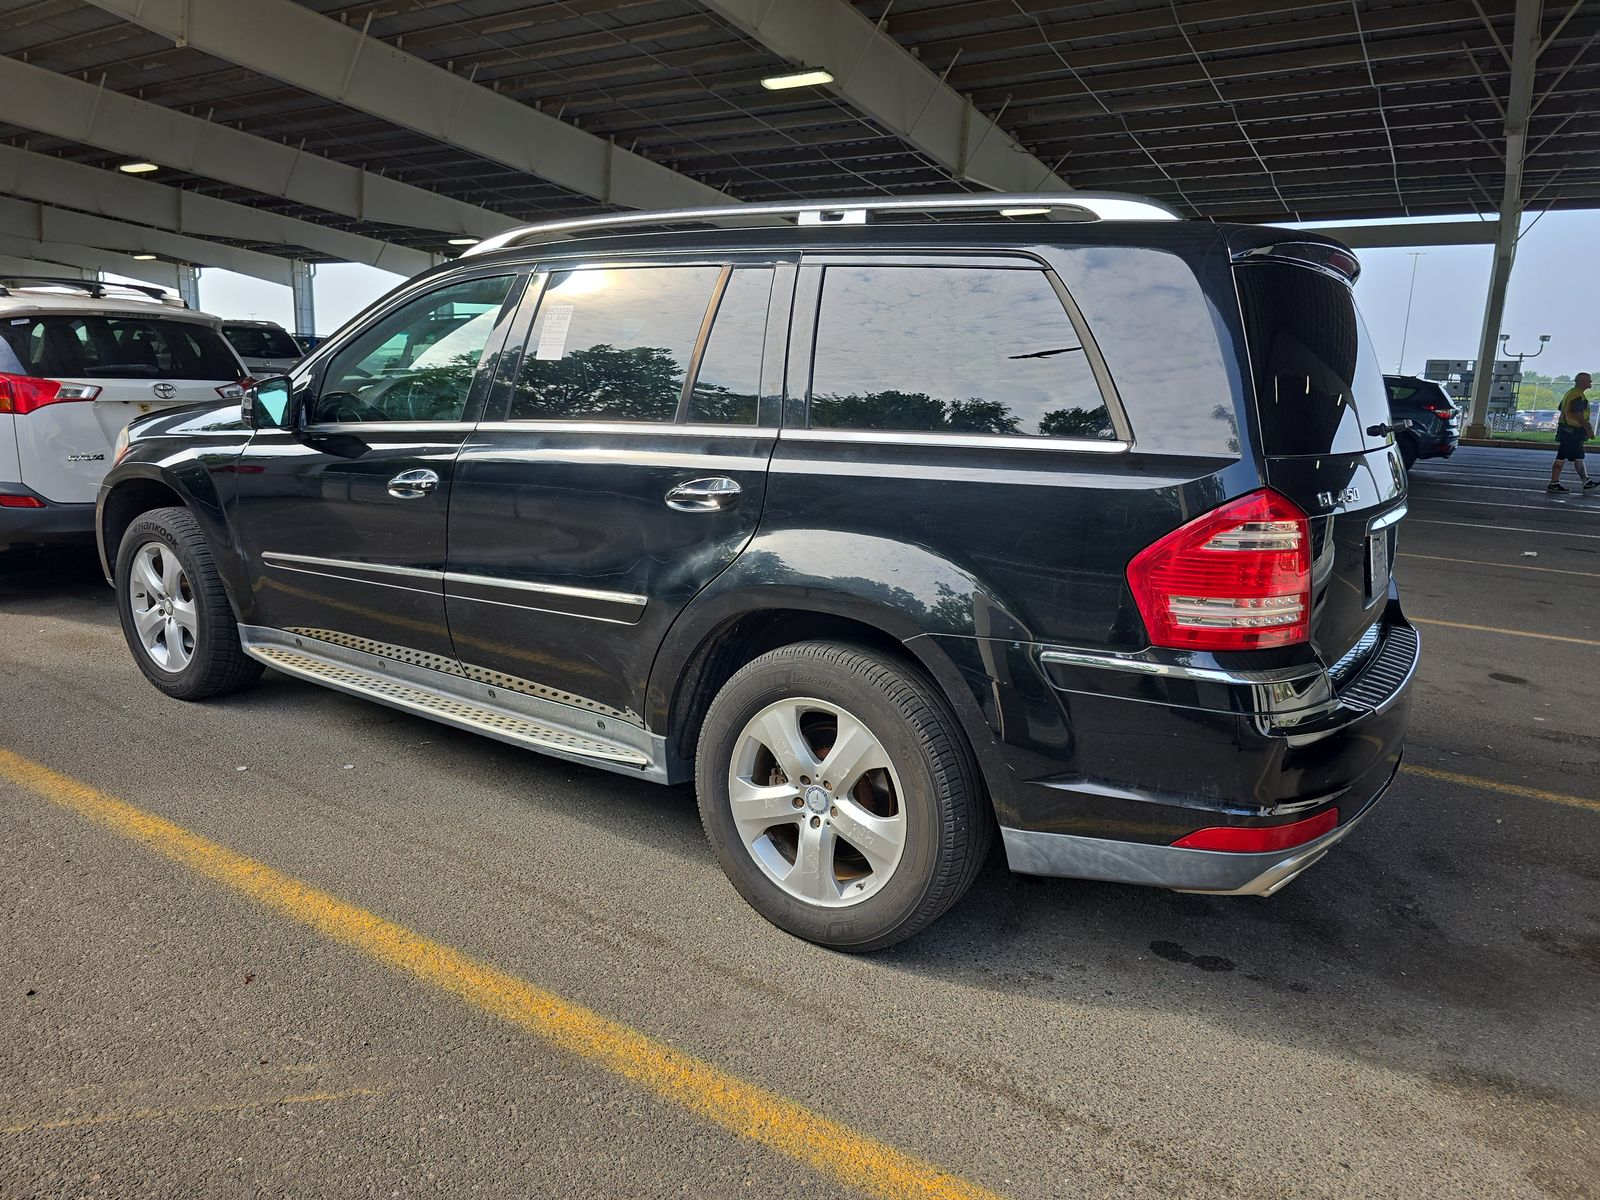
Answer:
[{"left": 152, "top": 383, "right": 178, "bottom": 399}]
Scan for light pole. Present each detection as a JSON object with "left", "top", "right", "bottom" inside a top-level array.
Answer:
[
  {"left": 1397, "top": 252, "right": 1424, "bottom": 374},
  {"left": 1498, "top": 332, "right": 1551, "bottom": 413}
]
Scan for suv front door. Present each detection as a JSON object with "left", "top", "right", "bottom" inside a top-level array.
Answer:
[
  {"left": 230, "top": 271, "right": 523, "bottom": 662},
  {"left": 444, "top": 259, "right": 792, "bottom": 722}
]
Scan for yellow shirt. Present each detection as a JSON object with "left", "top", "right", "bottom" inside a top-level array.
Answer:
[{"left": 1559, "top": 388, "right": 1591, "bottom": 432}]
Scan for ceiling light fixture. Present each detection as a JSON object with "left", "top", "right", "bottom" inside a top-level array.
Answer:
[
  {"left": 760, "top": 69, "right": 834, "bottom": 91},
  {"left": 132, "top": 254, "right": 158, "bottom": 260},
  {"left": 118, "top": 161, "right": 159, "bottom": 174},
  {"left": 447, "top": 237, "right": 480, "bottom": 246}
]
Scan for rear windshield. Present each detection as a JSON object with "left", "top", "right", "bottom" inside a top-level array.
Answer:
[
  {"left": 1386, "top": 378, "right": 1451, "bottom": 406},
  {"left": 0, "top": 314, "right": 243, "bottom": 381},
  {"left": 1237, "top": 262, "right": 1389, "bottom": 457},
  {"left": 224, "top": 324, "right": 302, "bottom": 359}
]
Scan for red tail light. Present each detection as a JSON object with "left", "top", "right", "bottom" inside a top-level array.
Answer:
[
  {"left": 0, "top": 372, "right": 102, "bottom": 415},
  {"left": 0, "top": 494, "right": 46, "bottom": 508},
  {"left": 1126, "top": 489, "right": 1312, "bottom": 651},
  {"left": 1172, "top": 809, "right": 1338, "bottom": 852}
]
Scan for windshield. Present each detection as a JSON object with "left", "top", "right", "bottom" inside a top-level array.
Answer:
[
  {"left": 1, "top": 314, "right": 243, "bottom": 381},
  {"left": 1237, "top": 262, "right": 1390, "bottom": 457},
  {"left": 224, "top": 324, "right": 302, "bottom": 359}
]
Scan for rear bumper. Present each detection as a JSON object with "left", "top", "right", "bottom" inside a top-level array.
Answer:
[
  {"left": 927, "top": 598, "right": 1418, "bottom": 892},
  {"left": 1001, "top": 759, "right": 1395, "bottom": 895},
  {"left": 0, "top": 491, "right": 95, "bottom": 546}
]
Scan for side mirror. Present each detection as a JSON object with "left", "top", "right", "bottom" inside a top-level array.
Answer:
[{"left": 244, "top": 375, "right": 294, "bottom": 430}]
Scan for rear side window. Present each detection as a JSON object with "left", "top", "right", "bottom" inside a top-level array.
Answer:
[
  {"left": 1237, "top": 263, "right": 1389, "bottom": 457},
  {"left": 0, "top": 315, "right": 242, "bottom": 381},
  {"left": 224, "top": 325, "right": 301, "bottom": 359},
  {"left": 685, "top": 268, "right": 772, "bottom": 425},
  {"left": 807, "top": 265, "right": 1114, "bottom": 440},
  {"left": 507, "top": 266, "right": 720, "bottom": 422}
]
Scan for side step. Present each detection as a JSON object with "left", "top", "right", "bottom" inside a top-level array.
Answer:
[{"left": 243, "top": 639, "right": 657, "bottom": 775}]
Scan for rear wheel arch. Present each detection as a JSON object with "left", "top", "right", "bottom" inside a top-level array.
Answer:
[{"left": 101, "top": 476, "right": 188, "bottom": 575}]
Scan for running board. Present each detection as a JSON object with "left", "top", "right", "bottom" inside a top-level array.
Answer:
[{"left": 239, "top": 627, "right": 665, "bottom": 781}]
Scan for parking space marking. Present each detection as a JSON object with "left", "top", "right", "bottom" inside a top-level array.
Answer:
[
  {"left": 1412, "top": 496, "right": 1600, "bottom": 516},
  {"left": 1403, "top": 765, "right": 1599, "bottom": 815},
  {"left": 1399, "top": 553, "right": 1600, "bottom": 580},
  {"left": 1410, "top": 617, "right": 1600, "bottom": 647},
  {"left": 1408, "top": 519, "right": 1600, "bottom": 540},
  {"left": 0, "top": 1089, "right": 387, "bottom": 1136},
  {"left": 0, "top": 748, "right": 1006, "bottom": 1200}
]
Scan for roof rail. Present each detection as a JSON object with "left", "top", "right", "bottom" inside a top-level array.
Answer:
[
  {"left": 0, "top": 275, "right": 184, "bottom": 306},
  {"left": 462, "top": 192, "right": 1180, "bottom": 257}
]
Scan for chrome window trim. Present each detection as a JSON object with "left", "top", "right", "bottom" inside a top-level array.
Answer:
[
  {"left": 442, "top": 570, "right": 646, "bottom": 608},
  {"left": 480, "top": 420, "right": 773, "bottom": 437},
  {"left": 779, "top": 428, "right": 1130, "bottom": 454}
]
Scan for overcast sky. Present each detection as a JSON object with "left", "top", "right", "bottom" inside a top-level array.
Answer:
[{"left": 193, "top": 208, "right": 1597, "bottom": 380}]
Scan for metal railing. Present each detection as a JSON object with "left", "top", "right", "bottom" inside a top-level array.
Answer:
[{"left": 462, "top": 192, "right": 1180, "bottom": 258}]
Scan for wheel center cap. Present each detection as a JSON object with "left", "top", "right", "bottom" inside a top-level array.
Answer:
[{"left": 803, "top": 785, "right": 830, "bottom": 814}]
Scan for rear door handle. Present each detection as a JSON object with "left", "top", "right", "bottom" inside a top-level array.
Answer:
[
  {"left": 387, "top": 468, "right": 440, "bottom": 499},
  {"left": 664, "top": 476, "right": 741, "bottom": 512}
]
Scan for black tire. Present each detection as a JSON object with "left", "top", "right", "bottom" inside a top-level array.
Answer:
[
  {"left": 114, "top": 506, "right": 263, "bottom": 700},
  {"left": 695, "top": 640, "right": 991, "bottom": 952},
  {"left": 1398, "top": 435, "right": 1419, "bottom": 469}
]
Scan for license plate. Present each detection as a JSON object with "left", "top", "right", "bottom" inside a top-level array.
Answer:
[{"left": 1368, "top": 530, "right": 1390, "bottom": 599}]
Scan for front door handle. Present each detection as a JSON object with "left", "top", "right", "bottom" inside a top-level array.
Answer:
[
  {"left": 387, "top": 468, "right": 440, "bottom": 499},
  {"left": 665, "top": 476, "right": 741, "bottom": 512}
]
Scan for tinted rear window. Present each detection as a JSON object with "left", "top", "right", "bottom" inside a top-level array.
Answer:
[
  {"left": 224, "top": 325, "right": 301, "bottom": 359},
  {"left": 1237, "top": 263, "right": 1388, "bottom": 457},
  {"left": 1, "top": 315, "right": 243, "bottom": 381}
]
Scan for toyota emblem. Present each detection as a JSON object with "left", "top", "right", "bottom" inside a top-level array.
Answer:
[{"left": 152, "top": 383, "right": 178, "bottom": 400}]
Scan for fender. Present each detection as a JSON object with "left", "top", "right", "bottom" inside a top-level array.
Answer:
[
  {"left": 644, "top": 527, "right": 1054, "bottom": 810},
  {"left": 96, "top": 426, "right": 252, "bottom": 618}
]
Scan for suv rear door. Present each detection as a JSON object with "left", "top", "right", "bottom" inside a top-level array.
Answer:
[
  {"left": 1, "top": 309, "right": 244, "bottom": 502},
  {"left": 1233, "top": 246, "right": 1407, "bottom": 663},
  {"left": 443, "top": 257, "right": 792, "bottom": 720}
]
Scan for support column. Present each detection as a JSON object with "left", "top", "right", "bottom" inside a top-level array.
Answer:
[
  {"left": 291, "top": 259, "right": 315, "bottom": 339},
  {"left": 176, "top": 262, "right": 200, "bottom": 309},
  {"left": 1465, "top": 0, "right": 1542, "bottom": 439}
]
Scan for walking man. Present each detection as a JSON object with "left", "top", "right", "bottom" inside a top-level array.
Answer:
[{"left": 1549, "top": 371, "right": 1596, "bottom": 492}]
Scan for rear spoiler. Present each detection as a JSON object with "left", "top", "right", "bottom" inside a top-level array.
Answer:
[{"left": 1228, "top": 241, "right": 1360, "bottom": 285}]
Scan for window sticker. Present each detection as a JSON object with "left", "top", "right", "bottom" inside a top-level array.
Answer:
[{"left": 535, "top": 304, "right": 575, "bottom": 360}]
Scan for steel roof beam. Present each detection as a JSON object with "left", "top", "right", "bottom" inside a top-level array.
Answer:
[
  {"left": 0, "top": 144, "right": 439, "bottom": 277},
  {"left": 0, "top": 232, "right": 183, "bottom": 290},
  {"left": 0, "top": 54, "right": 517, "bottom": 241},
  {"left": 85, "top": 0, "right": 734, "bottom": 213},
  {"left": 1277, "top": 221, "right": 1502, "bottom": 249},
  {"left": 0, "top": 253, "right": 95, "bottom": 282},
  {"left": 1467, "top": 0, "right": 1544, "bottom": 437},
  {"left": 0, "top": 197, "right": 293, "bottom": 285},
  {"left": 698, "top": 0, "right": 1068, "bottom": 193}
]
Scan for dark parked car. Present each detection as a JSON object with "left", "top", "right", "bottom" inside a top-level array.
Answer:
[
  {"left": 97, "top": 195, "right": 1417, "bottom": 951},
  {"left": 1383, "top": 375, "right": 1459, "bottom": 468}
]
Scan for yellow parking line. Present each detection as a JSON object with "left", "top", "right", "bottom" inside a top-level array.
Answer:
[
  {"left": 1399, "top": 552, "right": 1600, "bottom": 580},
  {"left": 1402, "top": 765, "right": 1600, "bottom": 815},
  {"left": 1410, "top": 617, "right": 1600, "bottom": 647},
  {"left": 1, "top": 1089, "right": 385, "bottom": 1135},
  {"left": 0, "top": 748, "right": 1004, "bottom": 1200}
]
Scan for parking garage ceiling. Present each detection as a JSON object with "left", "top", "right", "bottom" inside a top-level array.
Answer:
[{"left": 0, "top": 0, "right": 1596, "bottom": 265}]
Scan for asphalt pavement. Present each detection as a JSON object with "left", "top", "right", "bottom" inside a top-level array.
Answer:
[{"left": 2, "top": 444, "right": 1596, "bottom": 1200}]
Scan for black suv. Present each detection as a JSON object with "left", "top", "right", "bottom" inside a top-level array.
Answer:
[
  {"left": 1383, "top": 374, "right": 1460, "bottom": 467},
  {"left": 98, "top": 194, "right": 1417, "bottom": 951}
]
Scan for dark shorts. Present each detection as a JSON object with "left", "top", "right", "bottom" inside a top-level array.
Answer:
[{"left": 1556, "top": 427, "right": 1587, "bottom": 461}]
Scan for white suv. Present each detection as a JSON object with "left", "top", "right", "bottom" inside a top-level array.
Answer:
[{"left": 0, "top": 278, "right": 249, "bottom": 547}]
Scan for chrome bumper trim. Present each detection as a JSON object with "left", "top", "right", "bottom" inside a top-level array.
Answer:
[{"left": 999, "top": 793, "right": 1386, "bottom": 897}]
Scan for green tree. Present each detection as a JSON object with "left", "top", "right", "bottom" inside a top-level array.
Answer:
[{"left": 514, "top": 343, "right": 683, "bottom": 420}]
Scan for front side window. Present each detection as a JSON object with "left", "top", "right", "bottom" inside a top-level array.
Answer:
[
  {"left": 313, "top": 274, "right": 514, "bottom": 424},
  {"left": 507, "top": 266, "right": 721, "bottom": 422},
  {"left": 808, "top": 266, "right": 1114, "bottom": 440}
]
